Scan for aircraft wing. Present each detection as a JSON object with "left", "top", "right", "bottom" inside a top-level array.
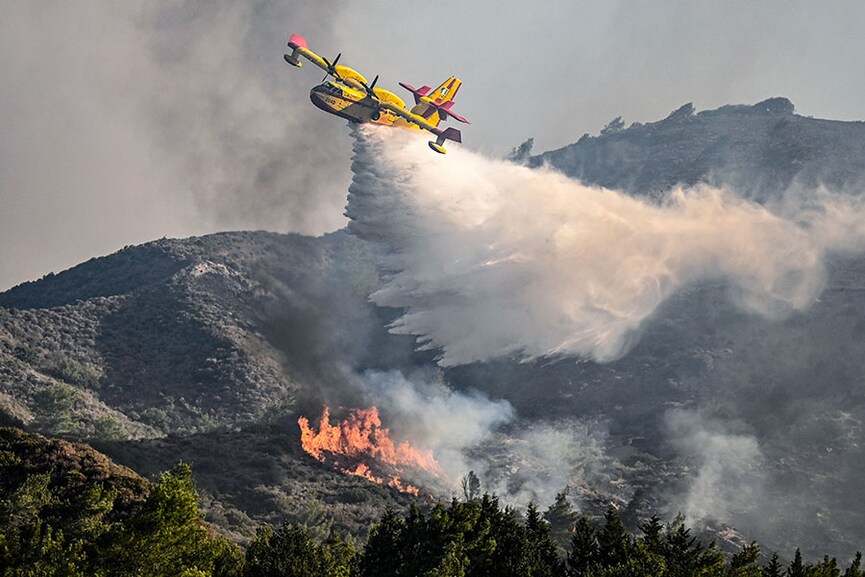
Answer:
[
  {"left": 378, "top": 101, "right": 439, "bottom": 133},
  {"left": 284, "top": 34, "right": 335, "bottom": 75},
  {"left": 379, "top": 101, "right": 462, "bottom": 153}
]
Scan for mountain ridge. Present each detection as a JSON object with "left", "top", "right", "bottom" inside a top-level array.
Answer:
[{"left": 3, "top": 98, "right": 865, "bottom": 557}]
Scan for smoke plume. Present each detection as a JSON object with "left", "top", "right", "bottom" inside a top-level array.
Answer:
[
  {"left": 346, "top": 125, "right": 865, "bottom": 366},
  {"left": 665, "top": 409, "right": 763, "bottom": 525},
  {"left": 355, "top": 369, "right": 616, "bottom": 507},
  {"left": 355, "top": 369, "right": 514, "bottom": 486},
  {"left": 0, "top": 1, "right": 349, "bottom": 290}
]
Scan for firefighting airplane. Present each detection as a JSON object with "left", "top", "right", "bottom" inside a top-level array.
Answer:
[{"left": 283, "top": 33, "right": 468, "bottom": 154}]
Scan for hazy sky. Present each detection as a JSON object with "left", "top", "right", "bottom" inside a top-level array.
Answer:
[{"left": 2, "top": 0, "right": 864, "bottom": 290}]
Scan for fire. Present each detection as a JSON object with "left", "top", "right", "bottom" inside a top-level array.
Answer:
[{"left": 298, "top": 406, "right": 441, "bottom": 494}]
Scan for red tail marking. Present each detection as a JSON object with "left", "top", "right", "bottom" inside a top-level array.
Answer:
[{"left": 287, "top": 33, "right": 308, "bottom": 50}]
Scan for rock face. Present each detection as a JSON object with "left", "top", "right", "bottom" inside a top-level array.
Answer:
[{"left": 3, "top": 99, "right": 865, "bottom": 557}]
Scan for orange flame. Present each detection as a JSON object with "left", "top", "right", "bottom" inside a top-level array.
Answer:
[{"left": 298, "top": 406, "right": 441, "bottom": 494}]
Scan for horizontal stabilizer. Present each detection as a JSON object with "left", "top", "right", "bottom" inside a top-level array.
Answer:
[
  {"left": 399, "top": 82, "right": 431, "bottom": 105},
  {"left": 439, "top": 107, "right": 469, "bottom": 124}
]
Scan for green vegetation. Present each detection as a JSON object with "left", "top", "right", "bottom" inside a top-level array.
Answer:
[
  {"left": 0, "top": 428, "right": 243, "bottom": 577},
  {"left": 2, "top": 427, "right": 863, "bottom": 576},
  {"left": 42, "top": 352, "right": 100, "bottom": 388}
]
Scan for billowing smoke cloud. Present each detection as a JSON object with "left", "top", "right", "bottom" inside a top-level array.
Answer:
[
  {"left": 0, "top": 1, "right": 350, "bottom": 290},
  {"left": 472, "top": 419, "right": 615, "bottom": 509},
  {"left": 347, "top": 125, "right": 865, "bottom": 366},
  {"left": 356, "top": 368, "right": 615, "bottom": 507},
  {"left": 137, "top": 0, "right": 352, "bottom": 232},
  {"left": 355, "top": 369, "right": 514, "bottom": 485}
]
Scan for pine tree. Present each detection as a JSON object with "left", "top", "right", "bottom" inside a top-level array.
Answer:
[
  {"left": 596, "top": 506, "right": 631, "bottom": 568},
  {"left": 728, "top": 542, "right": 762, "bottom": 577},
  {"left": 763, "top": 552, "right": 783, "bottom": 577},
  {"left": 523, "top": 502, "right": 563, "bottom": 577},
  {"left": 544, "top": 489, "right": 579, "bottom": 554},
  {"left": 639, "top": 515, "right": 665, "bottom": 558},
  {"left": 101, "top": 462, "right": 243, "bottom": 577},
  {"left": 361, "top": 509, "right": 405, "bottom": 577},
  {"left": 566, "top": 516, "right": 598, "bottom": 577},
  {"left": 844, "top": 552, "right": 863, "bottom": 577},
  {"left": 788, "top": 548, "right": 806, "bottom": 577},
  {"left": 811, "top": 555, "right": 841, "bottom": 577},
  {"left": 243, "top": 522, "right": 339, "bottom": 577}
]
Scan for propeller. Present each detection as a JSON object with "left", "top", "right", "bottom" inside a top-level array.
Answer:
[
  {"left": 359, "top": 75, "right": 382, "bottom": 119},
  {"left": 321, "top": 53, "right": 341, "bottom": 81},
  {"left": 360, "top": 74, "right": 379, "bottom": 95}
]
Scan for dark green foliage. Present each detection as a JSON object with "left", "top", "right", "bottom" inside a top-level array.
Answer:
[
  {"left": 844, "top": 552, "right": 863, "bottom": 577},
  {"left": 596, "top": 506, "right": 631, "bottom": 568},
  {"left": 0, "top": 428, "right": 242, "bottom": 577},
  {"left": 42, "top": 352, "right": 100, "bottom": 388},
  {"left": 32, "top": 383, "right": 81, "bottom": 434},
  {"left": 661, "top": 514, "right": 724, "bottom": 577},
  {"left": 566, "top": 507, "right": 762, "bottom": 577},
  {"left": 543, "top": 489, "right": 579, "bottom": 554},
  {"left": 525, "top": 502, "right": 563, "bottom": 577},
  {"left": 762, "top": 552, "right": 783, "bottom": 577},
  {"left": 728, "top": 542, "right": 762, "bottom": 577},
  {"left": 567, "top": 516, "right": 599, "bottom": 577},
  {"left": 243, "top": 522, "right": 355, "bottom": 577},
  {"left": 11, "top": 345, "right": 37, "bottom": 364},
  {"left": 100, "top": 462, "right": 244, "bottom": 577},
  {"left": 360, "top": 494, "right": 562, "bottom": 577},
  {"left": 808, "top": 555, "right": 841, "bottom": 577},
  {"left": 789, "top": 549, "right": 807, "bottom": 577},
  {"left": 4, "top": 427, "right": 865, "bottom": 577},
  {"left": 566, "top": 508, "right": 668, "bottom": 577}
]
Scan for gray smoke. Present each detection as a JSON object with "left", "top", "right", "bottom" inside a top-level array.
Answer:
[
  {"left": 355, "top": 369, "right": 513, "bottom": 486},
  {"left": 0, "top": 1, "right": 350, "bottom": 290},
  {"left": 356, "top": 368, "right": 615, "bottom": 507},
  {"left": 665, "top": 409, "right": 763, "bottom": 525}
]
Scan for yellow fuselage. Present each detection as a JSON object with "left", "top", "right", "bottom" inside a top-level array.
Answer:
[{"left": 309, "top": 82, "right": 404, "bottom": 127}]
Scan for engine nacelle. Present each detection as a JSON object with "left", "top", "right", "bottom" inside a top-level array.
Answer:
[{"left": 333, "top": 65, "right": 367, "bottom": 87}]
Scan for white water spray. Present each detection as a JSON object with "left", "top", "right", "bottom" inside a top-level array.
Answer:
[{"left": 347, "top": 125, "right": 864, "bottom": 366}]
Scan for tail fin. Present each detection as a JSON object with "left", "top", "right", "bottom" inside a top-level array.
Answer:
[
  {"left": 427, "top": 76, "right": 461, "bottom": 103},
  {"left": 400, "top": 76, "right": 469, "bottom": 127}
]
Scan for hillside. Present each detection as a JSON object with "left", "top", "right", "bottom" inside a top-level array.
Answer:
[
  {"left": 531, "top": 97, "right": 865, "bottom": 202},
  {"left": 0, "top": 231, "right": 398, "bottom": 438},
  {"left": 0, "top": 231, "right": 425, "bottom": 539},
  {"left": 3, "top": 99, "right": 865, "bottom": 558},
  {"left": 0, "top": 427, "right": 247, "bottom": 575}
]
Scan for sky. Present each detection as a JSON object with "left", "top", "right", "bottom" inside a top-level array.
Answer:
[{"left": 2, "top": 0, "right": 865, "bottom": 290}]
